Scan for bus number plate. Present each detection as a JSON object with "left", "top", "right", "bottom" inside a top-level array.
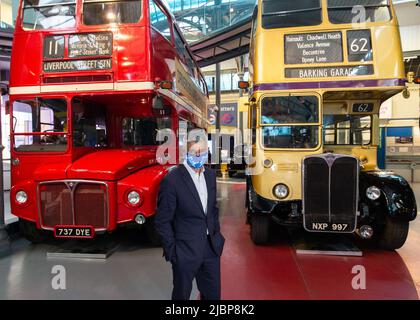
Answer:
[
  {"left": 347, "top": 30, "right": 373, "bottom": 62},
  {"left": 44, "top": 36, "right": 65, "bottom": 59},
  {"left": 54, "top": 226, "right": 95, "bottom": 239},
  {"left": 353, "top": 103, "right": 374, "bottom": 113},
  {"left": 309, "top": 223, "right": 349, "bottom": 232}
]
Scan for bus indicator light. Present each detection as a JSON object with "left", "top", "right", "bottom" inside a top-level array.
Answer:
[
  {"left": 159, "top": 81, "right": 173, "bottom": 90},
  {"left": 238, "top": 81, "right": 249, "bottom": 89}
]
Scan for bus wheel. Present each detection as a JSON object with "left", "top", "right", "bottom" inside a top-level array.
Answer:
[
  {"left": 145, "top": 217, "right": 161, "bottom": 246},
  {"left": 19, "top": 219, "right": 48, "bottom": 243},
  {"left": 376, "top": 216, "right": 409, "bottom": 250},
  {"left": 250, "top": 215, "right": 271, "bottom": 245}
]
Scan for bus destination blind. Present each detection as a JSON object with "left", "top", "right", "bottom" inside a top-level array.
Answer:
[{"left": 284, "top": 31, "right": 343, "bottom": 65}]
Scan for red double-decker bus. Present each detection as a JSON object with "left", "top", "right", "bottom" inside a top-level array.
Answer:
[{"left": 8, "top": 0, "right": 209, "bottom": 243}]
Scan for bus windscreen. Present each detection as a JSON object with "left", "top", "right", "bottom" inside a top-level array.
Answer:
[{"left": 261, "top": 96, "right": 320, "bottom": 149}]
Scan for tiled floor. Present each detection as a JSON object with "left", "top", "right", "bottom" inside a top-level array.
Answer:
[
  {"left": 0, "top": 181, "right": 419, "bottom": 299},
  {"left": 218, "top": 181, "right": 420, "bottom": 300}
]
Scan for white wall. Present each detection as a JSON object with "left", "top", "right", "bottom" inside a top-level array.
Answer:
[{"left": 400, "top": 25, "right": 420, "bottom": 53}]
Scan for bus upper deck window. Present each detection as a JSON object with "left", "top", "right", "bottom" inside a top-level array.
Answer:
[
  {"left": 262, "top": 0, "right": 322, "bottom": 29},
  {"left": 22, "top": 0, "right": 76, "bottom": 30},
  {"left": 83, "top": 0, "right": 141, "bottom": 25},
  {"left": 327, "top": 0, "right": 391, "bottom": 24}
]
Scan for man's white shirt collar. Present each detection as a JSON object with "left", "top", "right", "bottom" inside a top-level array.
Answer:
[{"left": 183, "top": 160, "right": 205, "bottom": 177}]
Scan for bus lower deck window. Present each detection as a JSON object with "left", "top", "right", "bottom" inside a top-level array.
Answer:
[
  {"left": 323, "top": 114, "right": 372, "bottom": 146},
  {"left": 83, "top": 0, "right": 142, "bottom": 25},
  {"left": 262, "top": 0, "right": 322, "bottom": 29},
  {"left": 261, "top": 95, "right": 320, "bottom": 149},
  {"left": 122, "top": 117, "right": 172, "bottom": 146},
  {"left": 261, "top": 96, "right": 319, "bottom": 125},
  {"left": 72, "top": 99, "right": 108, "bottom": 148},
  {"left": 263, "top": 126, "right": 319, "bottom": 149}
]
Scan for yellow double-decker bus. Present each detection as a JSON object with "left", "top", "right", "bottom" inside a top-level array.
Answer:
[{"left": 243, "top": 0, "right": 417, "bottom": 249}]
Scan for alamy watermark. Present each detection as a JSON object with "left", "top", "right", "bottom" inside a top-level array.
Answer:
[
  {"left": 351, "top": 265, "right": 367, "bottom": 290},
  {"left": 51, "top": 265, "right": 66, "bottom": 290},
  {"left": 155, "top": 128, "right": 266, "bottom": 175}
]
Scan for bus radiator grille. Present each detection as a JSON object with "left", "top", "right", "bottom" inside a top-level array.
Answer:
[
  {"left": 39, "top": 181, "right": 108, "bottom": 230},
  {"left": 302, "top": 154, "right": 359, "bottom": 233}
]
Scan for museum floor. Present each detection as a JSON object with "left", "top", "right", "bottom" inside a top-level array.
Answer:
[{"left": 0, "top": 180, "right": 419, "bottom": 300}]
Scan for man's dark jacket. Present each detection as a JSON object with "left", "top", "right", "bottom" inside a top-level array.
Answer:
[{"left": 155, "top": 165, "right": 225, "bottom": 267}]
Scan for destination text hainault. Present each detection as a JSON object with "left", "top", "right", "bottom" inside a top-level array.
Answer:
[
  {"left": 43, "top": 59, "right": 112, "bottom": 72},
  {"left": 284, "top": 31, "right": 343, "bottom": 65}
]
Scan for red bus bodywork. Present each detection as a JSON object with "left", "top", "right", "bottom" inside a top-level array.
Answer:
[{"left": 9, "top": 0, "right": 208, "bottom": 239}]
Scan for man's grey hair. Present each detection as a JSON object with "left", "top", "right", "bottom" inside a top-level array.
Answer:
[{"left": 187, "top": 128, "right": 208, "bottom": 151}]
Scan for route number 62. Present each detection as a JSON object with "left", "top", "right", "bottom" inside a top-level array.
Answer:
[{"left": 350, "top": 38, "right": 369, "bottom": 54}]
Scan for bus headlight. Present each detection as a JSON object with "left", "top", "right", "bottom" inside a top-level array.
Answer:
[
  {"left": 366, "top": 186, "right": 381, "bottom": 201},
  {"left": 16, "top": 191, "right": 28, "bottom": 204},
  {"left": 127, "top": 191, "right": 141, "bottom": 206},
  {"left": 273, "top": 184, "right": 289, "bottom": 200}
]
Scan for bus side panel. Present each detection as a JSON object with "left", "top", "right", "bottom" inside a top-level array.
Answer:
[
  {"left": 10, "top": 154, "right": 73, "bottom": 226},
  {"left": 116, "top": 165, "right": 173, "bottom": 224},
  {"left": 10, "top": 33, "right": 43, "bottom": 87},
  {"left": 10, "top": 180, "right": 38, "bottom": 225},
  {"left": 149, "top": 28, "right": 176, "bottom": 85}
]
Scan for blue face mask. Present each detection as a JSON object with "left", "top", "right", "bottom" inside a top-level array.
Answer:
[{"left": 186, "top": 152, "right": 208, "bottom": 170}]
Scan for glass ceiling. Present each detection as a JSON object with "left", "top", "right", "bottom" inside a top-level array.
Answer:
[
  {"left": 167, "top": 0, "right": 257, "bottom": 43},
  {"left": 167, "top": 0, "right": 415, "bottom": 44},
  {"left": 1, "top": 1, "right": 414, "bottom": 43}
]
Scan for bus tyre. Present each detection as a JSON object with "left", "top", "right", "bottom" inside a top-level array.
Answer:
[
  {"left": 250, "top": 215, "right": 271, "bottom": 245},
  {"left": 377, "top": 216, "right": 409, "bottom": 250},
  {"left": 19, "top": 219, "right": 48, "bottom": 243},
  {"left": 146, "top": 217, "right": 161, "bottom": 246},
  {"left": 246, "top": 210, "right": 251, "bottom": 225}
]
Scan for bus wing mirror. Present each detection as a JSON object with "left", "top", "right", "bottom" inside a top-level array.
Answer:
[
  {"left": 13, "top": 116, "right": 17, "bottom": 132},
  {"left": 238, "top": 81, "right": 250, "bottom": 89},
  {"left": 5, "top": 101, "right": 10, "bottom": 115},
  {"left": 153, "top": 96, "right": 165, "bottom": 110},
  {"left": 407, "top": 72, "right": 415, "bottom": 83},
  {"left": 152, "top": 95, "right": 172, "bottom": 116},
  {"left": 0, "top": 83, "right": 9, "bottom": 95}
]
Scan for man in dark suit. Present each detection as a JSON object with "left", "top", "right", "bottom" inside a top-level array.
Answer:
[{"left": 155, "top": 137, "right": 225, "bottom": 300}]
